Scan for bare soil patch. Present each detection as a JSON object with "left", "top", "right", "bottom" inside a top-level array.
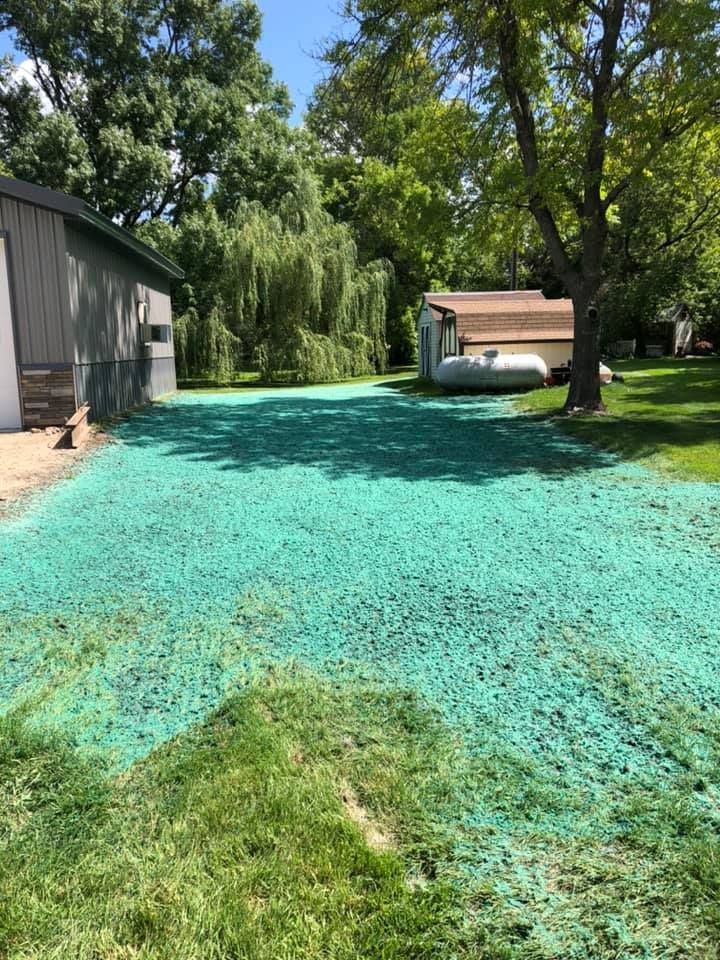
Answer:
[
  {"left": 340, "top": 783, "right": 394, "bottom": 852},
  {"left": 0, "top": 428, "right": 105, "bottom": 506}
]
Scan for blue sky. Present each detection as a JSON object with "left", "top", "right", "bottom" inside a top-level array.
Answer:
[
  {"left": 257, "top": 0, "right": 344, "bottom": 123},
  {"left": 0, "top": 0, "right": 345, "bottom": 125}
]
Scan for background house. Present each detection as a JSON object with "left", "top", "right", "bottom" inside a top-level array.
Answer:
[
  {"left": 0, "top": 176, "right": 183, "bottom": 431},
  {"left": 417, "top": 291, "right": 575, "bottom": 380}
]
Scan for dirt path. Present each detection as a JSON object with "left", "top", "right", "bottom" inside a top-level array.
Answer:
[{"left": 0, "top": 429, "right": 104, "bottom": 505}]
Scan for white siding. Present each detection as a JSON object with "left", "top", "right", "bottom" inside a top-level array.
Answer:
[
  {"left": 430, "top": 310, "right": 442, "bottom": 379},
  {"left": 464, "top": 341, "right": 573, "bottom": 368},
  {"left": 417, "top": 304, "right": 427, "bottom": 377},
  {"left": 417, "top": 303, "right": 444, "bottom": 379}
]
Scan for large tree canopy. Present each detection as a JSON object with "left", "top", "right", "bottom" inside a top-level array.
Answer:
[
  {"left": 603, "top": 126, "right": 720, "bottom": 348},
  {"left": 308, "top": 50, "right": 485, "bottom": 363},
  {"left": 0, "top": 0, "right": 290, "bottom": 226},
  {"left": 324, "top": 0, "right": 720, "bottom": 409}
]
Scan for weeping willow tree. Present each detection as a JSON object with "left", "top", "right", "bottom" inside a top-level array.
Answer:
[
  {"left": 227, "top": 171, "right": 391, "bottom": 382},
  {"left": 154, "top": 170, "right": 392, "bottom": 382},
  {"left": 173, "top": 304, "right": 240, "bottom": 383}
]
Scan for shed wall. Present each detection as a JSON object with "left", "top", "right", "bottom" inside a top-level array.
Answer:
[
  {"left": 463, "top": 341, "right": 574, "bottom": 368},
  {"left": 65, "top": 225, "right": 173, "bottom": 364},
  {"left": 74, "top": 357, "right": 177, "bottom": 420},
  {"left": 0, "top": 197, "right": 73, "bottom": 363},
  {"left": 417, "top": 304, "right": 442, "bottom": 379}
]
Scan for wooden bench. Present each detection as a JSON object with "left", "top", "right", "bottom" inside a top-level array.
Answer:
[{"left": 65, "top": 403, "right": 91, "bottom": 448}]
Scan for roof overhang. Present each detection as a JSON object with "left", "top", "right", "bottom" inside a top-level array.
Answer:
[
  {"left": 420, "top": 290, "right": 548, "bottom": 327},
  {"left": 424, "top": 290, "right": 546, "bottom": 306},
  {"left": 459, "top": 334, "right": 575, "bottom": 344},
  {"left": 426, "top": 297, "right": 573, "bottom": 317},
  {"left": 0, "top": 175, "right": 184, "bottom": 280}
]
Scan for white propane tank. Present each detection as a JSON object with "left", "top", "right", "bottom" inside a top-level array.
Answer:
[
  {"left": 599, "top": 362, "right": 613, "bottom": 384},
  {"left": 436, "top": 350, "right": 548, "bottom": 391}
]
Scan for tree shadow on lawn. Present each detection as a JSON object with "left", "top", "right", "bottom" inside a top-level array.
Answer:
[
  {"left": 555, "top": 409, "right": 720, "bottom": 466},
  {"left": 123, "top": 389, "right": 619, "bottom": 486},
  {"left": 615, "top": 357, "right": 720, "bottom": 406},
  {"left": 620, "top": 380, "right": 720, "bottom": 408}
]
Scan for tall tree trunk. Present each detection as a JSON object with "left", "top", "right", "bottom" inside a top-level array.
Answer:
[
  {"left": 495, "top": 5, "right": 611, "bottom": 414},
  {"left": 631, "top": 314, "right": 646, "bottom": 357},
  {"left": 564, "top": 288, "right": 605, "bottom": 412}
]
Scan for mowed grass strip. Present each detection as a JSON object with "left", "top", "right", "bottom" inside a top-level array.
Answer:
[
  {"left": 0, "top": 674, "right": 466, "bottom": 960},
  {"left": 3, "top": 668, "right": 720, "bottom": 958},
  {"left": 516, "top": 357, "right": 720, "bottom": 480},
  {"left": 177, "top": 368, "right": 417, "bottom": 393}
]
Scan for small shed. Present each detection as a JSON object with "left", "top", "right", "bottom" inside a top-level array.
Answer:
[
  {"left": 0, "top": 176, "right": 184, "bottom": 431},
  {"left": 646, "top": 302, "right": 693, "bottom": 358},
  {"left": 417, "top": 290, "right": 575, "bottom": 380}
]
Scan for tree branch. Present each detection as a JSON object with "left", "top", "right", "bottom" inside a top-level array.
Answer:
[
  {"left": 611, "top": 39, "right": 660, "bottom": 93},
  {"left": 580, "top": 0, "right": 626, "bottom": 280},
  {"left": 655, "top": 194, "right": 720, "bottom": 252},
  {"left": 602, "top": 113, "right": 703, "bottom": 211},
  {"left": 494, "top": 1, "right": 577, "bottom": 291}
]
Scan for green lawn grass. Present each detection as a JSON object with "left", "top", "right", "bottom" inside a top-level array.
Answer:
[
  {"left": 0, "top": 674, "right": 467, "bottom": 960},
  {"left": 377, "top": 376, "right": 446, "bottom": 397},
  {"left": 4, "top": 668, "right": 720, "bottom": 958},
  {"left": 178, "top": 367, "right": 416, "bottom": 393},
  {"left": 4, "top": 365, "right": 720, "bottom": 956},
  {"left": 516, "top": 357, "right": 720, "bottom": 480}
]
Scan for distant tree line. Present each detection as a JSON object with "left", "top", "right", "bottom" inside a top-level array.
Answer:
[{"left": 140, "top": 172, "right": 390, "bottom": 381}]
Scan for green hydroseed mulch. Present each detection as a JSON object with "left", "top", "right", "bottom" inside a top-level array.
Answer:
[{"left": 1, "top": 382, "right": 720, "bottom": 956}]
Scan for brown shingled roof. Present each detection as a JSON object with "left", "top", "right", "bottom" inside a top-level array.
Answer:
[
  {"left": 427, "top": 296, "right": 574, "bottom": 343},
  {"left": 424, "top": 290, "right": 546, "bottom": 322},
  {"left": 425, "top": 290, "right": 545, "bottom": 303}
]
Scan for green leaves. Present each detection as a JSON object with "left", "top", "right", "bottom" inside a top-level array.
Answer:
[
  {"left": 224, "top": 171, "right": 390, "bottom": 381},
  {"left": 316, "top": 0, "right": 720, "bottom": 400},
  {"left": 308, "top": 54, "right": 481, "bottom": 361},
  {"left": 140, "top": 170, "right": 391, "bottom": 382},
  {"left": 0, "top": 0, "right": 288, "bottom": 225}
]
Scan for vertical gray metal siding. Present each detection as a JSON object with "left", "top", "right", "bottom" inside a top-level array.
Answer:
[
  {"left": 0, "top": 197, "right": 73, "bottom": 363},
  {"left": 65, "top": 224, "right": 173, "bottom": 364},
  {"left": 0, "top": 197, "right": 177, "bottom": 420},
  {"left": 65, "top": 224, "right": 176, "bottom": 418},
  {"left": 74, "top": 357, "right": 177, "bottom": 420}
]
